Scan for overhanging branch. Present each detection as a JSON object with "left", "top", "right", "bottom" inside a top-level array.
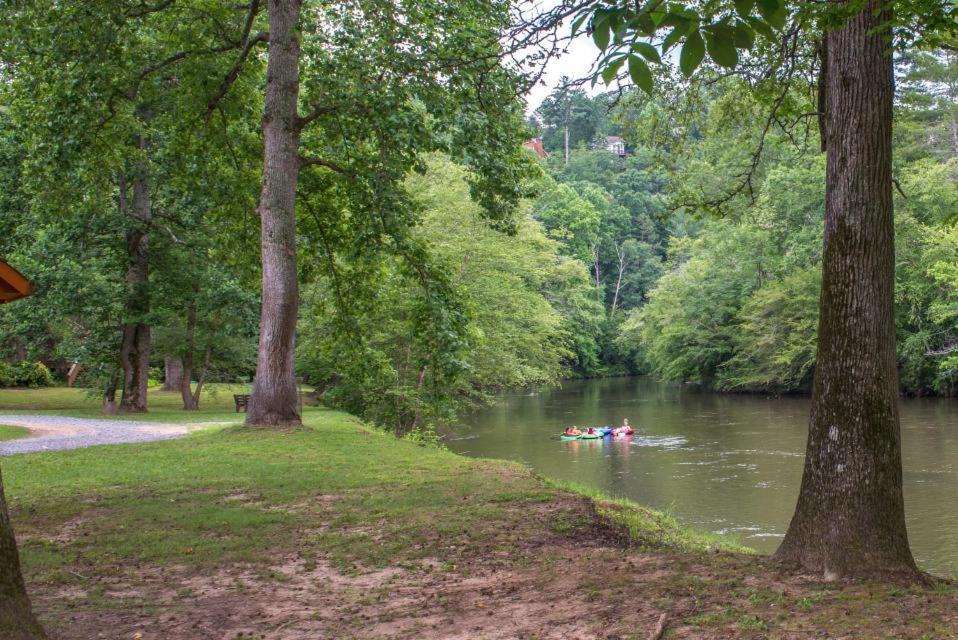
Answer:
[
  {"left": 297, "top": 105, "right": 338, "bottom": 130},
  {"left": 204, "top": 31, "right": 269, "bottom": 121},
  {"left": 298, "top": 155, "right": 348, "bottom": 174}
]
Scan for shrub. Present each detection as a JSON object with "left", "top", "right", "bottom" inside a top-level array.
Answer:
[{"left": 0, "top": 361, "right": 55, "bottom": 388}]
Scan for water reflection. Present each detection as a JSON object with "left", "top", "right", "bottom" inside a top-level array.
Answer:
[{"left": 450, "top": 376, "right": 958, "bottom": 575}]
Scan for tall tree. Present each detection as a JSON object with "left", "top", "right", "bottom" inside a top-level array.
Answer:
[
  {"left": 773, "top": 0, "right": 915, "bottom": 578},
  {"left": 202, "top": 0, "right": 536, "bottom": 426},
  {"left": 117, "top": 126, "right": 153, "bottom": 413},
  {"left": 1, "top": 1, "right": 266, "bottom": 413},
  {"left": 0, "top": 468, "right": 45, "bottom": 640},
  {"left": 0, "top": 263, "right": 44, "bottom": 638},
  {"left": 246, "top": 0, "right": 303, "bottom": 426}
]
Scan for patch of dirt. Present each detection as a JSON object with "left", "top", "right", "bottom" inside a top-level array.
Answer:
[
  {"left": 12, "top": 424, "right": 91, "bottom": 438},
  {"left": 30, "top": 494, "right": 958, "bottom": 640},
  {"left": 135, "top": 424, "right": 190, "bottom": 435}
]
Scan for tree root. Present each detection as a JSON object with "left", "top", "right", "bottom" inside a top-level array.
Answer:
[{"left": 648, "top": 612, "right": 669, "bottom": 640}]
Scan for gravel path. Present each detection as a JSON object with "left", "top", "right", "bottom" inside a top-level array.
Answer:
[{"left": 0, "top": 415, "right": 203, "bottom": 455}]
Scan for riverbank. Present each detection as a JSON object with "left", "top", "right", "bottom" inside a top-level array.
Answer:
[{"left": 2, "top": 398, "right": 956, "bottom": 637}]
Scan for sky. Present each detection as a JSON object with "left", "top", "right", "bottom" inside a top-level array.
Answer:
[{"left": 521, "top": 19, "right": 603, "bottom": 115}]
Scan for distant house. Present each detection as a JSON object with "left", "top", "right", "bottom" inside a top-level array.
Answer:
[
  {"left": 606, "top": 136, "right": 626, "bottom": 157},
  {"left": 522, "top": 137, "right": 549, "bottom": 159}
]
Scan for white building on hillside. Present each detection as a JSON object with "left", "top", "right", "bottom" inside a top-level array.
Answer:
[{"left": 606, "top": 136, "right": 626, "bottom": 157}]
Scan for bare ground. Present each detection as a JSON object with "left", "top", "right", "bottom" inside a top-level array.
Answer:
[{"left": 29, "top": 495, "right": 958, "bottom": 640}]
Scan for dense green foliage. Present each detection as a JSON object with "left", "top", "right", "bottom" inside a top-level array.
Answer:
[
  {"left": 297, "top": 156, "right": 597, "bottom": 432},
  {"left": 0, "top": 0, "right": 540, "bottom": 424},
  {"left": 523, "top": 108, "right": 685, "bottom": 375},
  {"left": 0, "top": 0, "right": 956, "bottom": 429},
  {"left": 613, "top": 55, "right": 958, "bottom": 395},
  {"left": 0, "top": 362, "right": 54, "bottom": 389}
]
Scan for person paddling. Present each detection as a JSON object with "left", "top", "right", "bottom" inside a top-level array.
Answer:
[{"left": 563, "top": 426, "right": 581, "bottom": 437}]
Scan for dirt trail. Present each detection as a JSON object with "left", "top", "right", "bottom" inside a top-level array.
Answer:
[
  {"left": 30, "top": 500, "right": 958, "bottom": 640},
  {"left": 0, "top": 415, "right": 215, "bottom": 455}
]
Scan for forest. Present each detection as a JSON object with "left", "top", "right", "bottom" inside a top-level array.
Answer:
[{"left": 4, "top": 51, "right": 957, "bottom": 426}]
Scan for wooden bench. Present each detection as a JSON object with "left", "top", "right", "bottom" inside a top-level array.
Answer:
[{"left": 233, "top": 394, "right": 250, "bottom": 413}]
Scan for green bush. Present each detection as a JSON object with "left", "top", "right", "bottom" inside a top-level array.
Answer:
[{"left": 0, "top": 361, "right": 54, "bottom": 388}]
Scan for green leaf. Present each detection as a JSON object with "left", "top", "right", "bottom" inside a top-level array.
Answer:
[
  {"left": 733, "top": 20, "right": 756, "bottom": 49},
  {"left": 602, "top": 57, "right": 626, "bottom": 85},
  {"left": 634, "top": 13, "right": 657, "bottom": 36},
  {"left": 680, "top": 29, "right": 705, "bottom": 77},
  {"left": 628, "top": 55, "right": 654, "bottom": 94},
  {"left": 704, "top": 30, "right": 739, "bottom": 68},
  {"left": 733, "top": 0, "right": 755, "bottom": 19},
  {"left": 660, "top": 12, "right": 690, "bottom": 29},
  {"left": 747, "top": 16, "right": 776, "bottom": 39},
  {"left": 632, "top": 41, "right": 662, "bottom": 64},
  {"left": 662, "top": 24, "right": 686, "bottom": 52},
  {"left": 592, "top": 17, "right": 611, "bottom": 51},
  {"left": 571, "top": 13, "right": 589, "bottom": 36},
  {"left": 609, "top": 11, "right": 624, "bottom": 36},
  {"left": 756, "top": 0, "right": 786, "bottom": 29}
]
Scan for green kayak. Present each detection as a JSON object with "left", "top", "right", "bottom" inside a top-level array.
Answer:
[
  {"left": 560, "top": 434, "right": 581, "bottom": 441},
  {"left": 580, "top": 433, "right": 600, "bottom": 440}
]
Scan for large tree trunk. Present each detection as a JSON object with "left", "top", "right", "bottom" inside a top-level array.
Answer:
[
  {"left": 118, "top": 134, "right": 152, "bottom": 414},
  {"left": 162, "top": 357, "right": 183, "bottom": 392},
  {"left": 0, "top": 465, "right": 46, "bottom": 639},
  {"left": 774, "top": 2, "right": 918, "bottom": 580},
  {"left": 102, "top": 372, "right": 119, "bottom": 415},
  {"left": 246, "top": 0, "right": 303, "bottom": 427}
]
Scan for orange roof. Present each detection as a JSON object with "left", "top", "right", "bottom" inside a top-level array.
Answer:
[
  {"left": 522, "top": 138, "right": 549, "bottom": 159},
  {"left": 0, "top": 259, "right": 32, "bottom": 304}
]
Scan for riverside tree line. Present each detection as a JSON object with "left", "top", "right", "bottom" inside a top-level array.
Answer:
[{"left": 0, "top": 0, "right": 956, "bottom": 636}]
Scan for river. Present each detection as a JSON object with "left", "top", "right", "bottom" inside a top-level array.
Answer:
[{"left": 448, "top": 376, "right": 958, "bottom": 575}]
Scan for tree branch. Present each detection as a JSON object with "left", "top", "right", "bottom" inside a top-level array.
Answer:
[
  {"left": 298, "top": 155, "right": 348, "bottom": 174},
  {"left": 893, "top": 177, "right": 908, "bottom": 199},
  {"left": 297, "top": 105, "right": 338, "bottom": 130},
  {"left": 927, "top": 342, "right": 958, "bottom": 357},
  {"left": 127, "top": 0, "right": 177, "bottom": 18},
  {"left": 204, "top": 31, "right": 268, "bottom": 121}
]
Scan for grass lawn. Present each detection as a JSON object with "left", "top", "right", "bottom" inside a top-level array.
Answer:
[
  {"left": 0, "top": 424, "right": 30, "bottom": 441},
  {"left": 2, "top": 391, "right": 957, "bottom": 639},
  {"left": 0, "top": 384, "right": 258, "bottom": 423}
]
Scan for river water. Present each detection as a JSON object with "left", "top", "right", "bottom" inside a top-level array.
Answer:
[{"left": 448, "top": 376, "right": 958, "bottom": 575}]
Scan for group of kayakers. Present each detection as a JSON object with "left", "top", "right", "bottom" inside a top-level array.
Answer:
[{"left": 563, "top": 418, "right": 634, "bottom": 438}]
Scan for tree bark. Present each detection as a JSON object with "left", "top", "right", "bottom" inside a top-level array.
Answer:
[
  {"left": 774, "top": 2, "right": 918, "bottom": 580},
  {"left": 102, "top": 372, "right": 119, "bottom": 416},
  {"left": 610, "top": 241, "right": 628, "bottom": 319},
  {"left": 0, "top": 465, "right": 46, "bottom": 639},
  {"left": 591, "top": 242, "right": 602, "bottom": 303},
  {"left": 179, "top": 303, "right": 211, "bottom": 411},
  {"left": 118, "top": 133, "right": 152, "bottom": 414},
  {"left": 11, "top": 339, "right": 26, "bottom": 363},
  {"left": 193, "top": 346, "right": 211, "bottom": 406},
  {"left": 180, "top": 303, "right": 199, "bottom": 410},
  {"left": 246, "top": 0, "right": 303, "bottom": 427},
  {"left": 162, "top": 357, "right": 183, "bottom": 392}
]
